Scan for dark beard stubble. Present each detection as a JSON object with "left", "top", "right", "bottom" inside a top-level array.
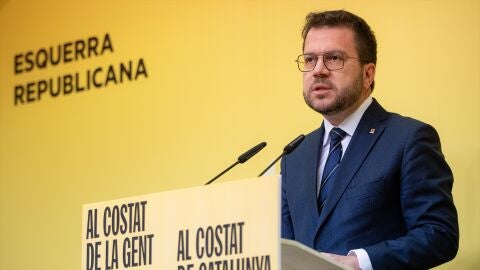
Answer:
[{"left": 303, "top": 73, "right": 364, "bottom": 116}]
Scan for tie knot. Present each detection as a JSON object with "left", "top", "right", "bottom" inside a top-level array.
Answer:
[{"left": 329, "top": 127, "right": 346, "bottom": 145}]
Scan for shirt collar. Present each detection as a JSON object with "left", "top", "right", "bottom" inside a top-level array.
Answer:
[{"left": 323, "top": 96, "right": 373, "bottom": 146}]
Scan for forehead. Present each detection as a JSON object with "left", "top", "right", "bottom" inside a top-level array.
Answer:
[{"left": 304, "top": 26, "right": 357, "bottom": 55}]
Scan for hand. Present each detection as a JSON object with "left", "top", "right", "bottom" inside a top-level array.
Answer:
[{"left": 322, "top": 252, "right": 360, "bottom": 270}]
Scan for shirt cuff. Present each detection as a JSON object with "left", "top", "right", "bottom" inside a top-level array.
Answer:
[{"left": 348, "top": 249, "right": 373, "bottom": 270}]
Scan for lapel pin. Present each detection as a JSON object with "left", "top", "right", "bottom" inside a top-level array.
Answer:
[{"left": 369, "top": 128, "right": 376, "bottom": 134}]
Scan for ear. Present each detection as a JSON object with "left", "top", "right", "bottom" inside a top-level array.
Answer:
[{"left": 363, "top": 63, "right": 376, "bottom": 90}]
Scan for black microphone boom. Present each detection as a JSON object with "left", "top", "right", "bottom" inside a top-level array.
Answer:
[
  {"left": 238, "top": 142, "right": 267, "bottom": 163},
  {"left": 205, "top": 142, "right": 267, "bottom": 185},
  {"left": 283, "top": 134, "right": 305, "bottom": 154},
  {"left": 258, "top": 134, "right": 305, "bottom": 177}
]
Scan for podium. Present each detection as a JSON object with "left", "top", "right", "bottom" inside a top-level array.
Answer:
[{"left": 81, "top": 176, "right": 348, "bottom": 269}]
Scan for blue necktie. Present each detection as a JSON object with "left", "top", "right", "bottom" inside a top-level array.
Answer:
[{"left": 318, "top": 127, "right": 347, "bottom": 212}]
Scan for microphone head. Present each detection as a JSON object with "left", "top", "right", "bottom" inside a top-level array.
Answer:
[
  {"left": 283, "top": 134, "right": 305, "bottom": 154},
  {"left": 238, "top": 142, "right": 267, "bottom": 163}
]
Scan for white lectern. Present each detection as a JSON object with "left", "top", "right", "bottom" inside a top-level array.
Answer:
[{"left": 81, "top": 176, "right": 349, "bottom": 270}]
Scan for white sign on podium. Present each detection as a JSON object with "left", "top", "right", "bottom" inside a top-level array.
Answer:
[{"left": 81, "top": 176, "right": 349, "bottom": 270}]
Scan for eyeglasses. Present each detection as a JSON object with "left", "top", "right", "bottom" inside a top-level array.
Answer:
[{"left": 295, "top": 52, "right": 369, "bottom": 72}]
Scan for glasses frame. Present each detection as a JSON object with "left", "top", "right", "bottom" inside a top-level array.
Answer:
[{"left": 295, "top": 52, "right": 370, "bottom": 72}]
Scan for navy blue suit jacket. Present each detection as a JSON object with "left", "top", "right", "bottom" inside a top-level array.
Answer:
[{"left": 281, "top": 99, "right": 458, "bottom": 269}]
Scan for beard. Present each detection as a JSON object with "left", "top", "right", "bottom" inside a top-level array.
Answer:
[{"left": 303, "top": 72, "right": 364, "bottom": 116}]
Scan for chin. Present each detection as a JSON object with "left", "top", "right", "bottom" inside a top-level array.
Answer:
[
  {"left": 304, "top": 92, "right": 336, "bottom": 113},
  {"left": 311, "top": 96, "right": 345, "bottom": 113},
  {"left": 308, "top": 101, "right": 332, "bottom": 115}
]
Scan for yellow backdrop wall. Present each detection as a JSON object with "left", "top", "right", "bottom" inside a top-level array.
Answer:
[{"left": 0, "top": 0, "right": 478, "bottom": 269}]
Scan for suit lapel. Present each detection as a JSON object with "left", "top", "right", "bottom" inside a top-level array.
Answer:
[
  {"left": 301, "top": 126, "right": 325, "bottom": 222},
  {"left": 315, "top": 99, "right": 389, "bottom": 231}
]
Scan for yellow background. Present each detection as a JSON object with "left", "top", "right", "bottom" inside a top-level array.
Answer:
[{"left": 0, "top": 0, "right": 478, "bottom": 269}]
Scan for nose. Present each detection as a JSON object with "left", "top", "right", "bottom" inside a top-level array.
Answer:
[{"left": 312, "top": 58, "right": 330, "bottom": 77}]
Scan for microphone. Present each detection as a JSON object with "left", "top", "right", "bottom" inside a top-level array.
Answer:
[
  {"left": 258, "top": 134, "right": 305, "bottom": 177},
  {"left": 205, "top": 142, "right": 267, "bottom": 185}
]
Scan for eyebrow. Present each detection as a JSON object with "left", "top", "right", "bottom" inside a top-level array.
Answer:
[{"left": 303, "top": 50, "right": 346, "bottom": 55}]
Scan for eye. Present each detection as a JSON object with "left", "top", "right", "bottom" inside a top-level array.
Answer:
[
  {"left": 303, "top": 55, "right": 317, "bottom": 64},
  {"left": 324, "top": 53, "right": 344, "bottom": 63}
]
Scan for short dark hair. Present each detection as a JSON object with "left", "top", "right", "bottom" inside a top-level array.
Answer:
[{"left": 302, "top": 10, "right": 377, "bottom": 89}]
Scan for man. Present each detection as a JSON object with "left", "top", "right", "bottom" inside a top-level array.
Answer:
[{"left": 281, "top": 10, "right": 458, "bottom": 269}]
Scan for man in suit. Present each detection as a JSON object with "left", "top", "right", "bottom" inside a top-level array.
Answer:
[{"left": 281, "top": 10, "right": 458, "bottom": 269}]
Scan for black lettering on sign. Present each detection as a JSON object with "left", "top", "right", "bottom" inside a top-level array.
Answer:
[
  {"left": 195, "top": 221, "right": 245, "bottom": 259},
  {"left": 196, "top": 226, "right": 204, "bottom": 259},
  {"left": 102, "top": 33, "right": 114, "bottom": 54},
  {"left": 36, "top": 48, "right": 47, "bottom": 69},
  {"left": 135, "top": 58, "right": 148, "bottom": 79},
  {"left": 86, "top": 241, "right": 101, "bottom": 270},
  {"left": 103, "top": 201, "right": 147, "bottom": 237},
  {"left": 25, "top": 51, "right": 34, "bottom": 72},
  {"left": 86, "top": 208, "right": 99, "bottom": 239},
  {"left": 13, "top": 33, "right": 114, "bottom": 74},
  {"left": 229, "top": 221, "right": 244, "bottom": 255},
  {"left": 64, "top": 74, "right": 73, "bottom": 95},
  {"left": 37, "top": 80, "right": 48, "bottom": 101},
  {"left": 75, "top": 38, "right": 86, "bottom": 61},
  {"left": 105, "top": 65, "right": 117, "bottom": 86},
  {"left": 123, "top": 234, "right": 154, "bottom": 268},
  {"left": 64, "top": 42, "right": 73, "bottom": 63},
  {"left": 177, "top": 229, "right": 191, "bottom": 261},
  {"left": 14, "top": 85, "right": 24, "bottom": 105},
  {"left": 14, "top": 54, "right": 22, "bottom": 74},
  {"left": 13, "top": 58, "right": 148, "bottom": 106},
  {"left": 105, "top": 239, "right": 119, "bottom": 270},
  {"left": 26, "top": 82, "right": 35, "bottom": 103}
]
